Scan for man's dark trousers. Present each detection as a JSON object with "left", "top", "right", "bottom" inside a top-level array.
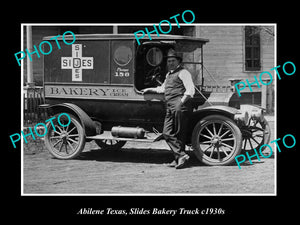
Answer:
[{"left": 163, "top": 97, "right": 191, "bottom": 162}]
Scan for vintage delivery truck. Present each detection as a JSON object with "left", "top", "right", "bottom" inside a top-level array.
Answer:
[{"left": 40, "top": 33, "right": 270, "bottom": 166}]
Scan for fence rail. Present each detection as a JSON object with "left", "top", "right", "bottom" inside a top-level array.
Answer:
[
  {"left": 202, "top": 85, "right": 232, "bottom": 93},
  {"left": 23, "top": 86, "right": 47, "bottom": 126}
]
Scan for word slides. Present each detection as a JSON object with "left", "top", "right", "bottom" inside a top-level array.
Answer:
[
  {"left": 10, "top": 113, "right": 71, "bottom": 148},
  {"left": 14, "top": 31, "right": 76, "bottom": 66},
  {"left": 134, "top": 10, "right": 195, "bottom": 45},
  {"left": 235, "top": 133, "right": 296, "bottom": 169},
  {"left": 235, "top": 61, "right": 296, "bottom": 96}
]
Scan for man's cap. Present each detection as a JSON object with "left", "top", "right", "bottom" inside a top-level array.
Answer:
[{"left": 166, "top": 49, "right": 183, "bottom": 61}]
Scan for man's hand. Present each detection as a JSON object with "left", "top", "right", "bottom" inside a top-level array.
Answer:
[
  {"left": 140, "top": 88, "right": 149, "bottom": 94},
  {"left": 175, "top": 95, "right": 192, "bottom": 111},
  {"left": 141, "top": 88, "right": 155, "bottom": 94},
  {"left": 175, "top": 99, "right": 183, "bottom": 111},
  {"left": 180, "top": 94, "right": 192, "bottom": 104}
]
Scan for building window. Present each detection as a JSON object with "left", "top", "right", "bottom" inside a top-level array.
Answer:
[{"left": 245, "top": 26, "right": 261, "bottom": 71}]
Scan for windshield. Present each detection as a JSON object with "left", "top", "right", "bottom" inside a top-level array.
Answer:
[{"left": 175, "top": 40, "right": 203, "bottom": 86}]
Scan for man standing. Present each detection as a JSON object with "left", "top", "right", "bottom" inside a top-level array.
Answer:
[{"left": 142, "top": 49, "right": 195, "bottom": 169}]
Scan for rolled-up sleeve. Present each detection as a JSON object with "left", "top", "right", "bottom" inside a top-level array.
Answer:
[
  {"left": 179, "top": 69, "right": 195, "bottom": 97},
  {"left": 151, "top": 80, "right": 165, "bottom": 93},
  {"left": 153, "top": 82, "right": 165, "bottom": 93}
]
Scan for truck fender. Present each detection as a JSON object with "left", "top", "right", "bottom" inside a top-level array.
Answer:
[
  {"left": 191, "top": 105, "right": 239, "bottom": 120},
  {"left": 189, "top": 105, "right": 249, "bottom": 130},
  {"left": 40, "top": 103, "right": 96, "bottom": 136},
  {"left": 186, "top": 105, "right": 246, "bottom": 145}
]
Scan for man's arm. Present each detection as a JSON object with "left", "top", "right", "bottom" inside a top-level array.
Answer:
[
  {"left": 179, "top": 69, "right": 195, "bottom": 104},
  {"left": 141, "top": 80, "right": 166, "bottom": 94}
]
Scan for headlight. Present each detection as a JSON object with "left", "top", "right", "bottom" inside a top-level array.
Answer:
[
  {"left": 250, "top": 108, "right": 263, "bottom": 122},
  {"left": 234, "top": 111, "right": 249, "bottom": 125}
]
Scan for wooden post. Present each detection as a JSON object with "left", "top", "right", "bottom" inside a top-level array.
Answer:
[
  {"left": 113, "top": 25, "right": 118, "bottom": 34},
  {"left": 26, "top": 25, "right": 34, "bottom": 87},
  {"left": 261, "top": 78, "right": 270, "bottom": 112},
  {"left": 228, "top": 78, "right": 242, "bottom": 93}
]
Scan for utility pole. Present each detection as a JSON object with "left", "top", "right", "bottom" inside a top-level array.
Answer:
[{"left": 26, "top": 25, "right": 34, "bottom": 87}]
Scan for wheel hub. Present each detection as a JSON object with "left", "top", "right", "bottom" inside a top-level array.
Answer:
[
  {"left": 60, "top": 131, "right": 68, "bottom": 141},
  {"left": 211, "top": 135, "right": 221, "bottom": 147},
  {"left": 241, "top": 129, "right": 252, "bottom": 138}
]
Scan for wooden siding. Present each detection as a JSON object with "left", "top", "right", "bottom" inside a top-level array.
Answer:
[
  {"left": 194, "top": 25, "right": 275, "bottom": 92},
  {"left": 195, "top": 26, "right": 243, "bottom": 87}
]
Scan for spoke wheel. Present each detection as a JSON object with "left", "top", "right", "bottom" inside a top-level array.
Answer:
[
  {"left": 92, "top": 120, "right": 126, "bottom": 151},
  {"left": 44, "top": 113, "right": 85, "bottom": 159},
  {"left": 192, "top": 115, "right": 242, "bottom": 166},
  {"left": 241, "top": 117, "right": 271, "bottom": 153},
  {"left": 95, "top": 139, "right": 126, "bottom": 151}
]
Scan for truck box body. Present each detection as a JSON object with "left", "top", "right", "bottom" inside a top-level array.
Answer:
[{"left": 43, "top": 34, "right": 167, "bottom": 130}]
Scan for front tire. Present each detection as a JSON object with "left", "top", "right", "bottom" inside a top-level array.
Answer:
[
  {"left": 192, "top": 115, "right": 242, "bottom": 166},
  {"left": 44, "top": 113, "right": 86, "bottom": 159}
]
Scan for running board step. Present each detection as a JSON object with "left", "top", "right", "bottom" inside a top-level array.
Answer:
[{"left": 86, "top": 131, "right": 164, "bottom": 143}]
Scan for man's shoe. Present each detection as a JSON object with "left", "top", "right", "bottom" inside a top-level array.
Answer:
[
  {"left": 166, "top": 160, "right": 177, "bottom": 167},
  {"left": 175, "top": 154, "right": 190, "bottom": 169}
]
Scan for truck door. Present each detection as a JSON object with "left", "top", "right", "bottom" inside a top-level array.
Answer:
[{"left": 134, "top": 43, "right": 171, "bottom": 90}]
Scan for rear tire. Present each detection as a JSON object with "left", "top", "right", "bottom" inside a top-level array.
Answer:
[
  {"left": 92, "top": 120, "right": 126, "bottom": 150},
  {"left": 192, "top": 115, "right": 242, "bottom": 166},
  {"left": 95, "top": 139, "right": 126, "bottom": 151}
]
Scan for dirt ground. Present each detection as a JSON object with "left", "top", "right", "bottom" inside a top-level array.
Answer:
[{"left": 23, "top": 116, "right": 275, "bottom": 195}]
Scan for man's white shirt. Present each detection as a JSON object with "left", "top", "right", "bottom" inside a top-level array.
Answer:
[{"left": 153, "top": 68, "right": 195, "bottom": 97}]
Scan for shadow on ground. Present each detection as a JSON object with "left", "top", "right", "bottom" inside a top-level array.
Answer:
[{"left": 76, "top": 147, "right": 257, "bottom": 169}]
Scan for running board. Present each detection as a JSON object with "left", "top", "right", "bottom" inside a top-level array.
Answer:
[{"left": 86, "top": 131, "right": 164, "bottom": 143}]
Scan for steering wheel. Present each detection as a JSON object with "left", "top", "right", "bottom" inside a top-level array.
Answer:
[{"left": 144, "top": 66, "right": 163, "bottom": 86}]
